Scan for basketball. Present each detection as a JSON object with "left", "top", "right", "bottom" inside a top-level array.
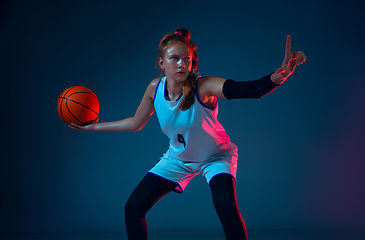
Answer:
[{"left": 57, "top": 86, "right": 100, "bottom": 126}]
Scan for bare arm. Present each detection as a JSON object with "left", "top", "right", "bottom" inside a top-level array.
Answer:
[{"left": 69, "top": 78, "right": 159, "bottom": 132}]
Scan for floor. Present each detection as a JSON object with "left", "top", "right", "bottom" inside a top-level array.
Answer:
[{"left": 1, "top": 229, "right": 365, "bottom": 240}]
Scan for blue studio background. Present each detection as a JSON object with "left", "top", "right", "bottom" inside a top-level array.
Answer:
[{"left": 1, "top": 0, "right": 365, "bottom": 236}]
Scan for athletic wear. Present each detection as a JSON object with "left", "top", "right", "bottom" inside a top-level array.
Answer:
[
  {"left": 209, "top": 173, "right": 248, "bottom": 240},
  {"left": 125, "top": 173, "right": 248, "bottom": 240},
  {"left": 125, "top": 73, "right": 275, "bottom": 240},
  {"left": 153, "top": 76, "right": 235, "bottom": 162},
  {"left": 223, "top": 73, "right": 278, "bottom": 100},
  {"left": 149, "top": 143, "right": 237, "bottom": 193},
  {"left": 125, "top": 173, "right": 177, "bottom": 240},
  {"left": 149, "top": 76, "right": 238, "bottom": 192}
]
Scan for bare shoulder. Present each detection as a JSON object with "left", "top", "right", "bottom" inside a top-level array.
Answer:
[
  {"left": 197, "top": 76, "right": 226, "bottom": 98},
  {"left": 197, "top": 76, "right": 226, "bottom": 89},
  {"left": 149, "top": 77, "right": 160, "bottom": 86},
  {"left": 145, "top": 78, "right": 160, "bottom": 99}
]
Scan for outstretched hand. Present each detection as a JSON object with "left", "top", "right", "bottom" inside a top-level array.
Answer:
[
  {"left": 68, "top": 120, "right": 97, "bottom": 132},
  {"left": 273, "top": 35, "right": 306, "bottom": 84}
]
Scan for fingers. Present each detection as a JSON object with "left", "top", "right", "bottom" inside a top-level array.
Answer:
[
  {"left": 68, "top": 123, "right": 86, "bottom": 131},
  {"left": 68, "top": 123, "right": 79, "bottom": 130},
  {"left": 284, "top": 35, "right": 306, "bottom": 65},
  {"left": 297, "top": 51, "right": 307, "bottom": 64},
  {"left": 277, "top": 35, "right": 306, "bottom": 78},
  {"left": 292, "top": 51, "right": 307, "bottom": 65},
  {"left": 285, "top": 35, "right": 291, "bottom": 57},
  {"left": 275, "top": 66, "right": 285, "bottom": 75}
]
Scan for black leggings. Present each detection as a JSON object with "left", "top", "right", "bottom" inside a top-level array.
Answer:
[{"left": 124, "top": 173, "right": 248, "bottom": 240}]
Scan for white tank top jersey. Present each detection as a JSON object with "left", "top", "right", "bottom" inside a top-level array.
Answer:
[{"left": 153, "top": 76, "right": 234, "bottom": 163}]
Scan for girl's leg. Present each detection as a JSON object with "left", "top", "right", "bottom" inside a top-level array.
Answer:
[
  {"left": 209, "top": 173, "right": 248, "bottom": 240},
  {"left": 124, "top": 173, "right": 177, "bottom": 240}
]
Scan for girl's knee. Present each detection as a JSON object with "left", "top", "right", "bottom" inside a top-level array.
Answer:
[
  {"left": 125, "top": 197, "right": 147, "bottom": 218},
  {"left": 209, "top": 173, "right": 239, "bottom": 213}
]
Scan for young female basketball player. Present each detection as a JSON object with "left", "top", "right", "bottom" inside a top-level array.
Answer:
[{"left": 70, "top": 28, "right": 306, "bottom": 240}]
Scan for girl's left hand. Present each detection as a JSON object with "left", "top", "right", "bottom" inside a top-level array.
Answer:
[{"left": 275, "top": 35, "right": 306, "bottom": 80}]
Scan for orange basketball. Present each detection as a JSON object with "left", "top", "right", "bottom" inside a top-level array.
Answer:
[{"left": 57, "top": 86, "right": 100, "bottom": 126}]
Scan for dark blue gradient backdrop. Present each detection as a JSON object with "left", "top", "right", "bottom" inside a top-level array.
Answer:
[{"left": 1, "top": 0, "right": 364, "bottom": 235}]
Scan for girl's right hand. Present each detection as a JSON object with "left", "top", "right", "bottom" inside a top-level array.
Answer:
[{"left": 69, "top": 122, "right": 96, "bottom": 131}]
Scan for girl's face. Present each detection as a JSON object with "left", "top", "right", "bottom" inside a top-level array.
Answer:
[{"left": 159, "top": 41, "right": 193, "bottom": 82}]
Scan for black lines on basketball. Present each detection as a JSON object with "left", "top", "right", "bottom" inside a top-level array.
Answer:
[{"left": 57, "top": 86, "right": 100, "bottom": 126}]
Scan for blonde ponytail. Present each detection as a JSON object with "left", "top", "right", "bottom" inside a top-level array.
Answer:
[{"left": 180, "top": 73, "right": 197, "bottom": 111}]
